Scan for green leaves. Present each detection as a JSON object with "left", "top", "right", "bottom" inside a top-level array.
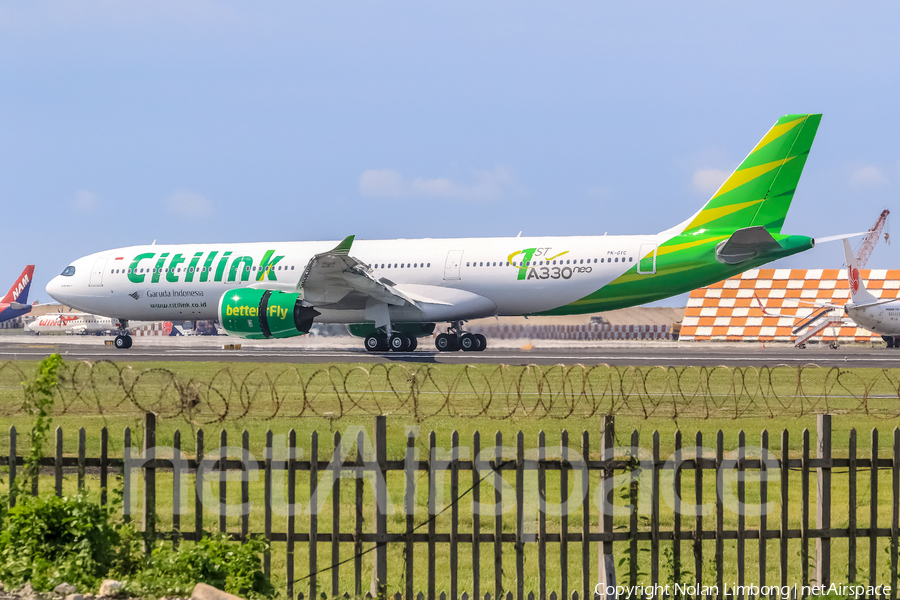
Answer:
[
  {"left": 122, "top": 534, "right": 274, "bottom": 600},
  {"left": 20, "top": 354, "right": 64, "bottom": 493},
  {"left": 0, "top": 492, "right": 126, "bottom": 592}
]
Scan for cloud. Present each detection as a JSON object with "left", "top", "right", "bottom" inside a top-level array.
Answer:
[
  {"left": 850, "top": 165, "right": 888, "bottom": 187},
  {"left": 166, "top": 190, "right": 213, "bottom": 218},
  {"left": 359, "top": 167, "right": 521, "bottom": 201},
  {"left": 72, "top": 189, "right": 99, "bottom": 213},
  {"left": 690, "top": 168, "right": 730, "bottom": 196}
]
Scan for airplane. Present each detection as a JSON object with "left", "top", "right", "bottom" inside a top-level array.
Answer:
[
  {"left": 840, "top": 238, "right": 900, "bottom": 347},
  {"left": 0, "top": 266, "right": 36, "bottom": 324},
  {"left": 26, "top": 313, "right": 125, "bottom": 335},
  {"left": 47, "top": 114, "right": 826, "bottom": 352},
  {"left": 753, "top": 238, "right": 900, "bottom": 348}
]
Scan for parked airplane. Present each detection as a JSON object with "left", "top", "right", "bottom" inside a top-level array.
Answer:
[
  {"left": 755, "top": 239, "right": 900, "bottom": 348},
  {"left": 27, "top": 313, "right": 123, "bottom": 335},
  {"left": 47, "top": 114, "right": 825, "bottom": 351},
  {"left": 0, "top": 266, "right": 36, "bottom": 324},
  {"left": 840, "top": 239, "right": 900, "bottom": 346}
]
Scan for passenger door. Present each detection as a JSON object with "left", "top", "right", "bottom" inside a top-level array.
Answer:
[
  {"left": 444, "top": 250, "right": 463, "bottom": 280},
  {"left": 89, "top": 257, "right": 108, "bottom": 287},
  {"left": 637, "top": 244, "right": 657, "bottom": 274}
]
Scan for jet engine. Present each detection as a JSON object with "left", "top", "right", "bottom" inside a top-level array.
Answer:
[{"left": 218, "top": 289, "right": 319, "bottom": 339}]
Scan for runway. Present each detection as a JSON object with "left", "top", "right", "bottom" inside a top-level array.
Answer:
[{"left": 0, "top": 335, "right": 895, "bottom": 367}]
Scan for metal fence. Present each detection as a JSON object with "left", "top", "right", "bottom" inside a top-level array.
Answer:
[{"left": 1, "top": 414, "right": 899, "bottom": 600}]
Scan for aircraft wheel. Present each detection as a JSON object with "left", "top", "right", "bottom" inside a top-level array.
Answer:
[
  {"left": 364, "top": 334, "right": 382, "bottom": 352},
  {"left": 114, "top": 335, "right": 129, "bottom": 349},
  {"left": 474, "top": 334, "right": 487, "bottom": 351},
  {"left": 460, "top": 333, "right": 478, "bottom": 352},
  {"left": 883, "top": 335, "right": 894, "bottom": 348},
  {"left": 407, "top": 336, "right": 418, "bottom": 351},
  {"left": 389, "top": 333, "right": 408, "bottom": 352},
  {"left": 435, "top": 333, "right": 456, "bottom": 352}
]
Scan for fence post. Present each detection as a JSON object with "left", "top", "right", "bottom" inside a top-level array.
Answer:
[
  {"left": 816, "top": 414, "right": 831, "bottom": 587},
  {"left": 144, "top": 412, "right": 157, "bottom": 555},
  {"left": 55, "top": 426, "right": 62, "bottom": 497},
  {"left": 371, "top": 415, "right": 388, "bottom": 599},
  {"left": 598, "top": 415, "right": 615, "bottom": 600},
  {"left": 9, "top": 426, "right": 16, "bottom": 508}
]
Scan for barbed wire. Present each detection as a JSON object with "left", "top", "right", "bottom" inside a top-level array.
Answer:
[{"left": 0, "top": 360, "right": 897, "bottom": 424}]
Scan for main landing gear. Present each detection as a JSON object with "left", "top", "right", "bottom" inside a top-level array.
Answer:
[
  {"left": 113, "top": 319, "right": 133, "bottom": 349},
  {"left": 364, "top": 332, "right": 418, "bottom": 352},
  {"left": 435, "top": 321, "right": 486, "bottom": 352}
]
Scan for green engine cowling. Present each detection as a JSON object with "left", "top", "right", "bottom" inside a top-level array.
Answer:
[{"left": 218, "top": 289, "right": 320, "bottom": 340}]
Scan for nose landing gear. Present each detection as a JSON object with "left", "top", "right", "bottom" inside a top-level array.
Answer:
[{"left": 113, "top": 319, "right": 133, "bottom": 349}]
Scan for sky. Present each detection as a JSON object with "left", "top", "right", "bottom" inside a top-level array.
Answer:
[{"left": 1, "top": 1, "right": 899, "bottom": 305}]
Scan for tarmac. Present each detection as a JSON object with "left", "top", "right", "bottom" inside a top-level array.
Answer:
[{"left": 0, "top": 334, "right": 895, "bottom": 367}]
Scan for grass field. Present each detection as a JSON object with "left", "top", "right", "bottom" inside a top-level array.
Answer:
[{"left": 2, "top": 358, "right": 900, "bottom": 597}]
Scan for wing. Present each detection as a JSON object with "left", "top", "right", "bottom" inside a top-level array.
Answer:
[{"left": 297, "top": 236, "right": 420, "bottom": 309}]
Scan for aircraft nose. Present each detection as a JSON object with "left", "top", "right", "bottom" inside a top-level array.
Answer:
[{"left": 45, "top": 276, "right": 66, "bottom": 303}]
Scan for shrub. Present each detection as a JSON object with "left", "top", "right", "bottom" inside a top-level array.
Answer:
[
  {"left": 0, "top": 492, "right": 133, "bottom": 592},
  {"left": 122, "top": 534, "right": 274, "bottom": 600}
]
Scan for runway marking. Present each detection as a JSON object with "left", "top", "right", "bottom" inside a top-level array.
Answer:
[{"left": 0, "top": 349, "right": 894, "bottom": 364}]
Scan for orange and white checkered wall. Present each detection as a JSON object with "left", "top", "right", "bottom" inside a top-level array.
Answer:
[
  {"left": 470, "top": 323, "right": 671, "bottom": 341},
  {"left": 679, "top": 268, "right": 900, "bottom": 342}
]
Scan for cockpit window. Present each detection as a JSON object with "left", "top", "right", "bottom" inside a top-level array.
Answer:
[{"left": 61, "top": 266, "right": 76, "bottom": 277}]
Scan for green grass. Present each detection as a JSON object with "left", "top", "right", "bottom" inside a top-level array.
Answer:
[{"left": 2, "top": 358, "right": 900, "bottom": 597}]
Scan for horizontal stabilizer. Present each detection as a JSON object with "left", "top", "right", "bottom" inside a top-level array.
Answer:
[
  {"left": 814, "top": 231, "right": 870, "bottom": 244},
  {"left": 715, "top": 226, "right": 782, "bottom": 265}
]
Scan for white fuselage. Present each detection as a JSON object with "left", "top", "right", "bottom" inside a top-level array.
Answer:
[
  {"left": 845, "top": 302, "right": 900, "bottom": 336},
  {"left": 45, "top": 234, "right": 664, "bottom": 324},
  {"left": 27, "top": 314, "right": 121, "bottom": 335}
]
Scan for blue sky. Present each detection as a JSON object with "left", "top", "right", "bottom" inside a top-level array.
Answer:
[{"left": 1, "top": 2, "right": 898, "bottom": 304}]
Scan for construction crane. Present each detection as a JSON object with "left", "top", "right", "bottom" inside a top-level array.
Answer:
[
  {"left": 855, "top": 209, "right": 890, "bottom": 268},
  {"left": 793, "top": 209, "right": 890, "bottom": 349}
]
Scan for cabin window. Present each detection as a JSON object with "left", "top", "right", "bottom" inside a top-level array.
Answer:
[{"left": 629, "top": 257, "right": 633, "bottom": 262}]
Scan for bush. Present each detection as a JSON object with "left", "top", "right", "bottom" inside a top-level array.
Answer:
[
  {"left": 122, "top": 534, "right": 274, "bottom": 600},
  {"left": 0, "top": 492, "right": 133, "bottom": 592}
]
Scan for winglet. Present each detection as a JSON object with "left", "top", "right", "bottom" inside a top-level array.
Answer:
[
  {"left": 333, "top": 235, "right": 355, "bottom": 255},
  {"left": 842, "top": 239, "right": 878, "bottom": 305}
]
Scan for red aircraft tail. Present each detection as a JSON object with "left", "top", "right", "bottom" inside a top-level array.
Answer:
[{"left": 1, "top": 266, "right": 35, "bottom": 304}]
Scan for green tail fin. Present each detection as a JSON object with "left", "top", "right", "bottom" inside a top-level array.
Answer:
[{"left": 680, "top": 114, "right": 821, "bottom": 235}]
